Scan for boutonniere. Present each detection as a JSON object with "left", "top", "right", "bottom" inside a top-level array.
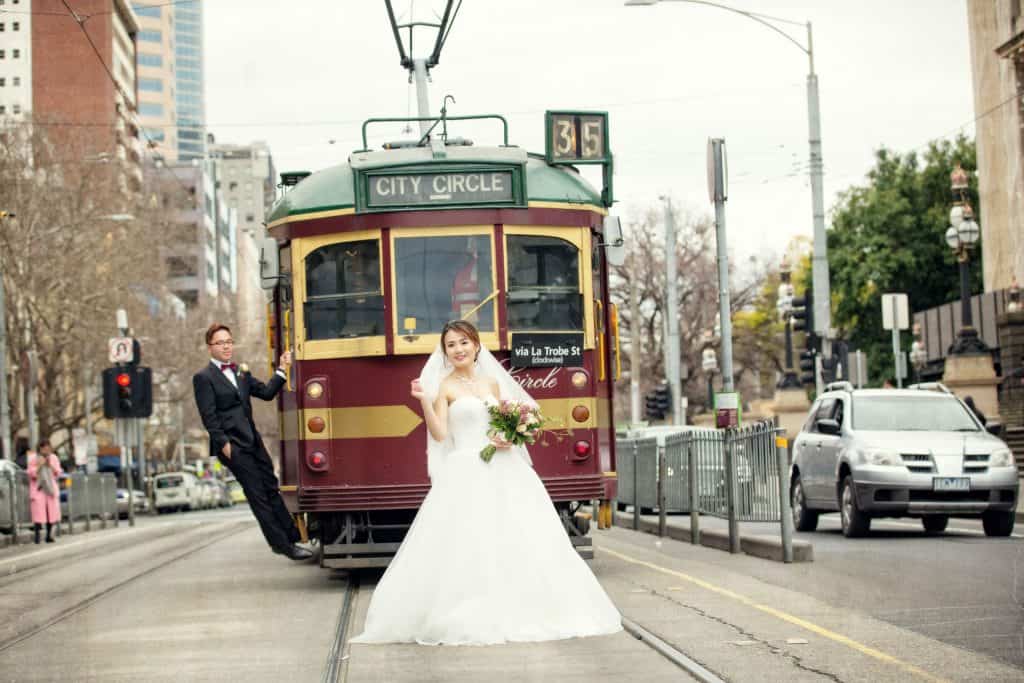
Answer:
[{"left": 239, "top": 363, "right": 250, "bottom": 374}]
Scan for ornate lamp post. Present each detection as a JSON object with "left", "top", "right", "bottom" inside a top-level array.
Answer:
[
  {"left": 945, "top": 164, "right": 987, "bottom": 355},
  {"left": 775, "top": 258, "right": 801, "bottom": 388}
]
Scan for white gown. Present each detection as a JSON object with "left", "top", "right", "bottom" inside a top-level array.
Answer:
[{"left": 350, "top": 395, "right": 622, "bottom": 646}]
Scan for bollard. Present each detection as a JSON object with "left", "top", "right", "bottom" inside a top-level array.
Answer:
[
  {"left": 724, "top": 429, "right": 740, "bottom": 554},
  {"left": 657, "top": 443, "right": 667, "bottom": 538},
  {"left": 687, "top": 437, "right": 700, "bottom": 545},
  {"left": 776, "top": 432, "right": 795, "bottom": 563},
  {"left": 631, "top": 440, "right": 639, "bottom": 531}
]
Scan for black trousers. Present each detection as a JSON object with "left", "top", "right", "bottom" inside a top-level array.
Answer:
[{"left": 220, "top": 441, "right": 299, "bottom": 551}]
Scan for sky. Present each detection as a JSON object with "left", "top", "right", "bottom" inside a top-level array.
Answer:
[{"left": 204, "top": 0, "right": 977, "bottom": 270}]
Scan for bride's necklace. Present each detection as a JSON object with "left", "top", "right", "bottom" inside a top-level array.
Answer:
[{"left": 452, "top": 372, "right": 476, "bottom": 387}]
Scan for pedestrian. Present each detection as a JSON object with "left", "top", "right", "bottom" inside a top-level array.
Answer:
[
  {"left": 28, "top": 440, "right": 61, "bottom": 544},
  {"left": 963, "top": 395, "right": 987, "bottom": 427},
  {"left": 192, "top": 322, "right": 312, "bottom": 561}
]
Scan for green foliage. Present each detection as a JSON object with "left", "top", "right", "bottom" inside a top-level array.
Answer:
[{"left": 828, "top": 136, "right": 981, "bottom": 383}]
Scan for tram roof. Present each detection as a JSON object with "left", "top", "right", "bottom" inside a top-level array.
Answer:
[{"left": 266, "top": 146, "right": 603, "bottom": 225}]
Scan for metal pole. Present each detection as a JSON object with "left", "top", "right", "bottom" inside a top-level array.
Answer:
[
  {"left": 67, "top": 472, "right": 75, "bottom": 536},
  {"left": 724, "top": 429, "right": 740, "bottom": 554},
  {"left": 807, "top": 23, "right": 832, "bottom": 363},
  {"left": 84, "top": 473, "right": 92, "bottom": 532},
  {"left": 891, "top": 298, "right": 902, "bottom": 389},
  {"left": 711, "top": 140, "right": 735, "bottom": 392},
  {"left": 6, "top": 471, "right": 18, "bottom": 545},
  {"left": 177, "top": 401, "right": 186, "bottom": 470},
  {"left": 412, "top": 58, "right": 432, "bottom": 136},
  {"left": 687, "top": 437, "right": 700, "bottom": 545},
  {"left": 126, "top": 419, "right": 135, "bottom": 527},
  {"left": 83, "top": 365, "right": 93, "bottom": 471},
  {"left": 136, "top": 416, "right": 145, "bottom": 505},
  {"left": 663, "top": 199, "right": 682, "bottom": 424},
  {"left": 775, "top": 421, "right": 794, "bottom": 563},
  {"left": 0, "top": 276, "right": 9, "bottom": 463},
  {"left": 632, "top": 441, "right": 639, "bottom": 532},
  {"left": 25, "top": 349, "right": 37, "bottom": 449},
  {"left": 959, "top": 257, "right": 973, "bottom": 330},
  {"left": 629, "top": 258, "right": 642, "bottom": 426},
  {"left": 657, "top": 443, "right": 667, "bottom": 537}
]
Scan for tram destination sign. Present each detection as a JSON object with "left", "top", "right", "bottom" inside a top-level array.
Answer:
[
  {"left": 363, "top": 169, "right": 519, "bottom": 210},
  {"left": 510, "top": 333, "right": 583, "bottom": 368}
]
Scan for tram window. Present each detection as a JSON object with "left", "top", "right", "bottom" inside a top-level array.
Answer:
[
  {"left": 506, "top": 235, "right": 582, "bottom": 331},
  {"left": 304, "top": 240, "right": 384, "bottom": 340},
  {"left": 394, "top": 235, "right": 495, "bottom": 333}
]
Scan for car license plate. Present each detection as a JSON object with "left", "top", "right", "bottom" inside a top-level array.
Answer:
[{"left": 933, "top": 477, "right": 970, "bottom": 492}]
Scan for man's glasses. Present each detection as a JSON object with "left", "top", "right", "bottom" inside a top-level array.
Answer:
[{"left": 210, "top": 340, "right": 235, "bottom": 347}]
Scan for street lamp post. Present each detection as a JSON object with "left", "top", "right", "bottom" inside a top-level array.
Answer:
[
  {"left": 945, "top": 164, "right": 987, "bottom": 355},
  {"left": 627, "top": 0, "right": 832, "bottom": 358},
  {"left": 775, "top": 259, "right": 801, "bottom": 389}
]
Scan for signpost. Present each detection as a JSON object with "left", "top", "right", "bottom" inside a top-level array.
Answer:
[
  {"left": 881, "top": 293, "right": 910, "bottom": 388},
  {"left": 108, "top": 337, "right": 134, "bottom": 364},
  {"left": 715, "top": 391, "right": 741, "bottom": 429}
]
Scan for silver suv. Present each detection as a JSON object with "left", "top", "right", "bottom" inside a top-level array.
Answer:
[{"left": 790, "top": 383, "right": 1019, "bottom": 538}]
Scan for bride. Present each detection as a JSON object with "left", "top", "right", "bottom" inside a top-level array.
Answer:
[{"left": 351, "top": 320, "right": 622, "bottom": 646}]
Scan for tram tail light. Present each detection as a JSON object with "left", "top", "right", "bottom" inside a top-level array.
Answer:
[
  {"left": 307, "top": 451, "right": 329, "bottom": 472},
  {"left": 571, "top": 440, "right": 592, "bottom": 462}
]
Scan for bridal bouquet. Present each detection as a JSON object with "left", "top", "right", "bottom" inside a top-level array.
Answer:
[{"left": 480, "top": 399, "right": 544, "bottom": 463}]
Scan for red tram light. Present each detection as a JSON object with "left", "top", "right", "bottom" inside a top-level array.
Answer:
[
  {"left": 307, "top": 451, "right": 329, "bottom": 472},
  {"left": 116, "top": 373, "right": 131, "bottom": 387},
  {"left": 571, "top": 440, "right": 592, "bottom": 461}
]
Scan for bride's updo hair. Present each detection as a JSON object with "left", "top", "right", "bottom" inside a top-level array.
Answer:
[{"left": 440, "top": 320, "right": 481, "bottom": 361}]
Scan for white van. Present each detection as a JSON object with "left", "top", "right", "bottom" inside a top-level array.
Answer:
[{"left": 154, "top": 472, "right": 202, "bottom": 513}]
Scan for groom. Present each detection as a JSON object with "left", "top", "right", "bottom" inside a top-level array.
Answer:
[{"left": 192, "top": 322, "right": 312, "bottom": 561}]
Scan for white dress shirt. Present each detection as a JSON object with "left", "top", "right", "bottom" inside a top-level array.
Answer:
[{"left": 210, "top": 359, "right": 287, "bottom": 390}]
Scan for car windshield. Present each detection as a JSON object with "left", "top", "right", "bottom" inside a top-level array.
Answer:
[
  {"left": 156, "top": 476, "right": 183, "bottom": 488},
  {"left": 852, "top": 396, "right": 979, "bottom": 431}
]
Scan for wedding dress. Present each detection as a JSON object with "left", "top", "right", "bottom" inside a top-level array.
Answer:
[{"left": 350, "top": 353, "right": 622, "bottom": 646}]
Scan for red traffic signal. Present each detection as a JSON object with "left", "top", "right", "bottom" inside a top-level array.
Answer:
[{"left": 116, "top": 373, "right": 131, "bottom": 388}]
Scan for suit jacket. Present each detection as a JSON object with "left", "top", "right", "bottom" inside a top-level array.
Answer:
[{"left": 193, "top": 362, "right": 286, "bottom": 458}]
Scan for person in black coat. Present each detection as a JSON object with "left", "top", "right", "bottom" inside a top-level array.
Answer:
[
  {"left": 192, "top": 322, "right": 312, "bottom": 561},
  {"left": 963, "top": 395, "right": 987, "bottom": 427}
]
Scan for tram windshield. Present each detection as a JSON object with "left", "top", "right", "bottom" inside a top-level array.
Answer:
[
  {"left": 506, "top": 234, "right": 582, "bottom": 331},
  {"left": 304, "top": 239, "right": 385, "bottom": 340},
  {"left": 394, "top": 234, "right": 496, "bottom": 333}
]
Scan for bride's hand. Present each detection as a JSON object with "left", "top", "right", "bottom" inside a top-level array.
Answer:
[
  {"left": 489, "top": 434, "right": 512, "bottom": 450},
  {"left": 410, "top": 379, "right": 426, "bottom": 401}
]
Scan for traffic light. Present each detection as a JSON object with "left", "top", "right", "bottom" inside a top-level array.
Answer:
[
  {"left": 654, "top": 385, "right": 671, "bottom": 416},
  {"left": 644, "top": 391, "right": 661, "bottom": 421},
  {"left": 791, "top": 285, "right": 814, "bottom": 334},
  {"left": 103, "top": 366, "right": 153, "bottom": 418},
  {"left": 799, "top": 348, "right": 817, "bottom": 386}
]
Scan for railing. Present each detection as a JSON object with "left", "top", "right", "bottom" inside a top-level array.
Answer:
[
  {"left": 1, "top": 471, "right": 119, "bottom": 545},
  {"left": 616, "top": 420, "right": 795, "bottom": 561}
]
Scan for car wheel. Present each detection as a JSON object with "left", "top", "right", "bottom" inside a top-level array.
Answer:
[
  {"left": 790, "top": 476, "right": 819, "bottom": 532},
  {"left": 922, "top": 515, "right": 948, "bottom": 534},
  {"left": 981, "top": 510, "right": 1015, "bottom": 537},
  {"left": 839, "top": 476, "right": 871, "bottom": 538}
]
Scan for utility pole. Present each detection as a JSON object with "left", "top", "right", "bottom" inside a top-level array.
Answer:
[
  {"left": 708, "top": 139, "right": 735, "bottom": 392},
  {"left": 661, "top": 197, "right": 683, "bottom": 425},
  {"left": 806, "top": 22, "right": 832, "bottom": 360},
  {"left": 0, "top": 270, "right": 8, "bottom": 461},
  {"left": 629, "top": 251, "right": 642, "bottom": 426}
]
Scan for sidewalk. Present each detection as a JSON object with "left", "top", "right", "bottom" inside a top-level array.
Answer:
[
  {"left": 2, "top": 514, "right": 140, "bottom": 549},
  {"left": 610, "top": 508, "right": 815, "bottom": 563}
]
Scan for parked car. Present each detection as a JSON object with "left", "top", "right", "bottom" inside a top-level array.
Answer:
[
  {"left": 225, "top": 477, "right": 246, "bottom": 505},
  {"left": 790, "top": 382, "right": 1019, "bottom": 537},
  {"left": 212, "top": 479, "right": 233, "bottom": 508},
  {"left": 116, "top": 488, "right": 149, "bottom": 518},
  {"left": 153, "top": 472, "right": 202, "bottom": 513}
]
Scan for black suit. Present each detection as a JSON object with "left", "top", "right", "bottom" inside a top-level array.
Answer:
[{"left": 193, "top": 362, "right": 299, "bottom": 552}]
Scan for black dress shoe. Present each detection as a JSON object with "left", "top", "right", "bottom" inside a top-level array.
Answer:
[{"left": 276, "top": 544, "right": 314, "bottom": 561}]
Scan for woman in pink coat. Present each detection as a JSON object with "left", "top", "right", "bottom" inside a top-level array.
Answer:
[{"left": 28, "top": 440, "right": 62, "bottom": 544}]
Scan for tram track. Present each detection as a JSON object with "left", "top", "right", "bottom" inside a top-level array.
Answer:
[
  {"left": 322, "top": 572, "right": 359, "bottom": 683},
  {"left": 0, "top": 519, "right": 248, "bottom": 654}
]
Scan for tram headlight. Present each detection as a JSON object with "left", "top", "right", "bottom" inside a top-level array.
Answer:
[
  {"left": 307, "top": 451, "right": 329, "bottom": 472},
  {"left": 571, "top": 372, "right": 588, "bottom": 389},
  {"left": 306, "top": 381, "right": 324, "bottom": 399},
  {"left": 571, "top": 440, "right": 592, "bottom": 462}
]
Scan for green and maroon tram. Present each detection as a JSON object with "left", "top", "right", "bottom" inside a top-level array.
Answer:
[{"left": 261, "top": 112, "right": 623, "bottom": 568}]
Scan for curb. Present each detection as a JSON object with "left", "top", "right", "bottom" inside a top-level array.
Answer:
[
  {"left": 1, "top": 518, "right": 124, "bottom": 549},
  {"left": 614, "top": 513, "right": 815, "bottom": 563}
]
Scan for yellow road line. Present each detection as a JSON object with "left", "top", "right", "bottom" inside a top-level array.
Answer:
[{"left": 600, "top": 545, "right": 948, "bottom": 683}]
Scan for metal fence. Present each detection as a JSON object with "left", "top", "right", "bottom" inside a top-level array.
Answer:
[
  {"left": 616, "top": 420, "right": 794, "bottom": 560},
  {"left": 0, "top": 471, "right": 119, "bottom": 544}
]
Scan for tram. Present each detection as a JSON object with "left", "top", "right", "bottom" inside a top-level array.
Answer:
[{"left": 260, "top": 110, "right": 624, "bottom": 569}]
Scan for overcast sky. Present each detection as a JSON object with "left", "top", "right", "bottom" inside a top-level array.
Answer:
[{"left": 205, "top": 0, "right": 975, "bottom": 268}]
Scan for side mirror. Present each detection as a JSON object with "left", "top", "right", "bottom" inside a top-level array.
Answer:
[
  {"left": 259, "top": 237, "right": 280, "bottom": 290},
  {"left": 602, "top": 215, "right": 626, "bottom": 267},
  {"left": 817, "top": 418, "right": 841, "bottom": 436}
]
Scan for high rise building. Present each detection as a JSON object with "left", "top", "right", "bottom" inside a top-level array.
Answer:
[
  {"left": 967, "top": 0, "right": 1024, "bottom": 291},
  {"left": 4, "top": 0, "right": 142, "bottom": 186},
  {"left": 133, "top": 2, "right": 176, "bottom": 161},
  {"left": 174, "top": 0, "right": 204, "bottom": 161}
]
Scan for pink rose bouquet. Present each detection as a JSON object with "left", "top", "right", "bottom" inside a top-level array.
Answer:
[{"left": 480, "top": 399, "right": 544, "bottom": 463}]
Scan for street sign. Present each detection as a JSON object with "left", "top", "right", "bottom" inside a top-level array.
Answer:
[
  {"left": 715, "top": 391, "right": 741, "bottom": 429},
  {"left": 881, "top": 293, "right": 909, "bottom": 330},
  {"left": 108, "top": 337, "right": 134, "bottom": 363}
]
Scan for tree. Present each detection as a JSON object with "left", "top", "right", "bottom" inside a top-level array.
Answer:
[{"left": 827, "top": 136, "right": 979, "bottom": 384}]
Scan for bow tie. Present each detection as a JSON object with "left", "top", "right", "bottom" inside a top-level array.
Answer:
[{"left": 219, "top": 363, "right": 237, "bottom": 373}]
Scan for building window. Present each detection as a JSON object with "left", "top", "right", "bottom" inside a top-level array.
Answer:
[
  {"left": 0, "top": 78, "right": 5, "bottom": 87},
  {"left": 12, "top": 50, "right": 19, "bottom": 59},
  {"left": 0, "top": 50, "right": 5, "bottom": 59},
  {"left": 138, "top": 102, "right": 164, "bottom": 117},
  {"left": 12, "top": 104, "right": 19, "bottom": 114},
  {"left": 0, "top": 106, "right": 5, "bottom": 115},
  {"left": 138, "top": 53, "right": 163, "bottom": 67},
  {"left": 133, "top": 5, "right": 161, "bottom": 17},
  {"left": 12, "top": 77, "right": 18, "bottom": 86},
  {"left": 0, "top": 24, "right": 5, "bottom": 32},
  {"left": 139, "top": 78, "right": 163, "bottom": 92},
  {"left": 138, "top": 29, "right": 162, "bottom": 43},
  {"left": 246, "top": 214, "right": 254, "bottom": 223},
  {"left": 12, "top": 22, "right": 17, "bottom": 31}
]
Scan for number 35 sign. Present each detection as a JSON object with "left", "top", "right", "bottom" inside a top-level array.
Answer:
[{"left": 545, "top": 111, "right": 610, "bottom": 165}]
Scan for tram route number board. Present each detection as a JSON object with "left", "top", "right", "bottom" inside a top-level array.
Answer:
[{"left": 510, "top": 333, "right": 583, "bottom": 368}]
